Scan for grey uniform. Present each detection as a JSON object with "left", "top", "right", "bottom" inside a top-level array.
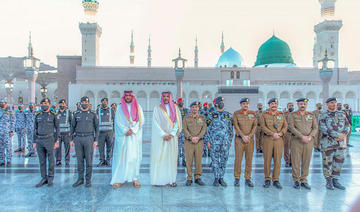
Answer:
[
  {"left": 71, "top": 110, "right": 99, "bottom": 182},
  {"left": 15, "top": 109, "right": 27, "bottom": 150},
  {"left": 178, "top": 107, "right": 190, "bottom": 164},
  {"left": 97, "top": 107, "right": 114, "bottom": 164},
  {"left": 25, "top": 109, "right": 37, "bottom": 154},
  {"left": 55, "top": 109, "right": 72, "bottom": 164},
  {"left": 34, "top": 111, "right": 59, "bottom": 181}
]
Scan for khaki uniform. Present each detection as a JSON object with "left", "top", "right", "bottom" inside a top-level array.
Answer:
[
  {"left": 255, "top": 110, "right": 263, "bottom": 151},
  {"left": 312, "top": 109, "right": 322, "bottom": 149},
  {"left": 288, "top": 111, "right": 318, "bottom": 183},
  {"left": 283, "top": 111, "right": 292, "bottom": 164},
  {"left": 182, "top": 114, "right": 207, "bottom": 181},
  {"left": 232, "top": 109, "right": 257, "bottom": 180},
  {"left": 260, "top": 110, "right": 288, "bottom": 181}
]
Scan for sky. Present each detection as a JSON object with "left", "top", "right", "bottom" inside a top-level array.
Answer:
[{"left": 1, "top": 0, "right": 360, "bottom": 69}]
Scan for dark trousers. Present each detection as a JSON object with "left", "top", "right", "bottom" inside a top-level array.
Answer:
[
  {"left": 75, "top": 135, "right": 94, "bottom": 182},
  {"left": 55, "top": 133, "right": 71, "bottom": 163},
  {"left": 36, "top": 138, "right": 55, "bottom": 181},
  {"left": 98, "top": 130, "right": 113, "bottom": 163}
]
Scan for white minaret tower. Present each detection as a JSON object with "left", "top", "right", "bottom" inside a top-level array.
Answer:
[
  {"left": 313, "top": 0, "right": 342, "bottom": 68},
  {"left": 79, "top": 0, "right": 102, "bottom": 67},
  {"left": 147, "top": 35, "right": 152, "bottom": 68},
  {"left": 130, "top": 31, "right": 135, "bottom": 65},
  {"left": 220, "top": 32, "right": 225, "bottom": 54},
  {"left": 194, "top": 36, "right": 199, "bottom": 68}
]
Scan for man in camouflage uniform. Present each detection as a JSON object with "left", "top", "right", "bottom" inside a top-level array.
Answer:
[
  {"left": 177, "top": 98, "right": 190, "bottom": 166},
  {"left": 255, "top": 103, "right": 263, "bottom": 153},
  {"left": 0, "top": 98, "right": 15, "bottom": 166},
  {"left": 288, "top": 98, "right": 318, "bottom": 190},
  {"left": 233, "top": 97, "right": 257, "bottom": 187},
  {"left": 14, "top": 104, "right": 27, "bottom": 152},
  {"left": 312, "top": 103, "right": 323, "bottom": 152},
  {"left": 55, "top": 99, "right": 72, "bottom": 166},
  {"left": 319, "top": 97, "right": 350, "bottom": 190},
  {"left": 183, "top": 101, "right": 207, "bottom": 186},
  {"left": 260, "top": 98, "right": 288, "bottom": 189},
  {"left": 205, "top": 96, "right": 233, "bottom": 187},
  {"left": 25, "top": 102, "right": 37, "bottom": 157},
  {"left": 343, "top": 104, "right": 353, "bottom": 147},
  {"left": 284, "top": 102, "right": 294, "bottom": 167}
]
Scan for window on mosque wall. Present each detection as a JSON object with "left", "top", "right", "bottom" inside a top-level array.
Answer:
[
  {"left": 236, "top": 71, "right": 240, "bottom": 79},
  {"left": 230, "top": 71, "right": 234, "bottom": 79}
]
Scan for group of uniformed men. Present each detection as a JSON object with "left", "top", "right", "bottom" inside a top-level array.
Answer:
[{"left": 0, "top": 93, "right": 353, "bottom": 190}]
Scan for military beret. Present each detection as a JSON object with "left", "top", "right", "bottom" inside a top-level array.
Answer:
[
  {"left": 326, "top": 97, "right": 337, "bottom": 103},
  {"left": 296, "top": 98, "right": 309, "bottom": 103},
  {"left": 203, "top": 102, "right": 208, "bottom": 107},
  {"left": 212, "top": 98, "right": 217, "bottom": 104},
  {"left": 240, "top": 97, "right": 249, "bottom": 104},
  {"left": 40, "top": 98, "right": 51, "bottom": 104},
  {"left": 80, "top": 96, "right": 89, "bottom": 103},
  {"left": 101, "top": 98, "right": 108, "bottom": 102},
  {"left": 214, "top": 96, "right": 224, "bottom": 105},
  {"left": 58, "top": 99, "right": 66, "bottom": 104},
  {"left": 0, "top": 98, "right": 7, "bottom": 103},
  {"left": 177, "top": 98, "right": 183, "bottom": 103},
  {"left": 190, "top": 101, "right": 199, "bottom": 107},
  {"left": 267, "top": 98, "right": 278, "bottom": 104}
]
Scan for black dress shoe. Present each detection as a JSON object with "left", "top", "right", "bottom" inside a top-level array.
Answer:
[
  {"left": 333, "top": 179, "right": 345, "bottom": 190},
  {"left": 213, "top": 178, "right": 219, "bottom": 187},
  {"left": 219, "top": 178, "right": 227, "bottom": 187},
  {"left": 185, "top": 180, "right": 192, "bottom": 186},
  {"left": 195, "top": 179, "right": 205, "bottom": 186},
  {"left": 72, "top": 179, "right": 84, "bottom": 187},
  {"left": 65, "top": 162, "right": 70, "bottom": 167},
  {"left": 263, "top": 180, "right": 271, "bottom": 188},
  {"left": 293, "top": 181, "right": 300, "bottom": 189},
  {"left": 301, "top": 183, "right": 311, "bottom": 190},
  {"left": 56, "top": 161, "right": 61, "bottom": 166},
  {"left": 234, "top": 178, "right": 240, "bottom": 187},
  {"left": 259, "top": 150, "right": 263, "bottom": 153},
  {"left": 326, "top": 177, "right": 334, "bottom": 190},
  {"left": 347, "top": 144, "right": 353, "bottom": 147},
  {"left": 47, "top": 181, "right": 54, "bottom": 187},
  {"left": 85, "top": 182, "right": 91, "bottom": 187},
  {"left": 273, "top": 181, "right": 283, "bottom": 189},
  {"left": 35, "top": 179, "right": 48, "bottom": 187},
  {"left": 245, "top": 179, "right": 254, "bottom": 187}
]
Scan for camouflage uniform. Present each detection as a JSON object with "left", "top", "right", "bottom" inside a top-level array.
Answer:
[
  {"left": 178, "top": 107, "right": 190, "bottom": 165},
  {"left": 205, "top": 109, "right": 233, "bottom": 179},
  {"left": 15, "top": 108, "right": 27, "bottom": 151},
  {"left": 319, "top": 110, "right": 350, "bottom": 179},
  {"left": 312, "top": 109, "right": 322, "bottom": 150},
  {"left": 255, "top": 110, "right": 263, "bottom": 152},
  {"left": 25, "top": 107, "right": 37, "bottom": 154},
  {"left": 0, "top": 106, "right": 15, "bottom": 164}
]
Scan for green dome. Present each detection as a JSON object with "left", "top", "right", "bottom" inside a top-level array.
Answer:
[{"left": 254, "top": 35, "right": 294, "bottom": 67}]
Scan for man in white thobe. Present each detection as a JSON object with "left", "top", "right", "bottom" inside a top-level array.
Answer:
[
  {"left": 111, "top": 90, "right": 144, "bottom": 189},
  {"left": 150, "top": 91, "right": 182, "bottom": 187}
]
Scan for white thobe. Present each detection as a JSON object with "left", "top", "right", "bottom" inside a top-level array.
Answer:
[
  {"left": 110, "top": 103, "right": 144, "bottom": 184},
  {"left": 150, "top": 104, "right": 182, "bottom": 185}
]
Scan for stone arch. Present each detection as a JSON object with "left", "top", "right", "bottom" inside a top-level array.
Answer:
[
  {"left": 84, "top": 90, "right": 95, "bottom": 106},
  {"left": 110, "top": 90, "right": 121, "bottom": 104},
  {"left": 345, "top": 91, "right": 356, "bottom": 110},
  {"left": 279, "top": 91, "right": 290, "bottom": 109},
  {"left": 137, "top": 90, "right": 147, "bottom": 110},
  {"left": 293, "top": 91, "right": 303, "bottom": 100},
  {"left": 258, "top": 91, "right": 265, "bottom": 106},
  {"left": 305, "top": 91, "right": 317, "bottom": 110},
  {"left": 189, "top": 91, "right": 199, "bottom": 104},
  {"left": 201, "top": 91, "right": 212, "bottom": 103},
  {"left": 332, "top": 91, "right": 343, "bottom": 102},
  {"left": 97, "top": 90, "right": 108, "bottom": 106},
  {"left": 150, "top": 91, "right": 160, "bottom": 110}
]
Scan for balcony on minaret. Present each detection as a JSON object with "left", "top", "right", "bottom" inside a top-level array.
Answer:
[{"left": 319, "top": 0, "right": 337, "bottom": 18}]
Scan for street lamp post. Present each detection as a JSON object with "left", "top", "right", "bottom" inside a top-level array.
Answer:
[
  {"left": 4, "top": 81, "right": 14, "bottom": 104},
  {"left": 318, "top": 50, "right": 334, "bottom": 105},
  {"left": 24, "top": 57, "right": 40, "bottom": 104},
  {"left": 172, "top": 48, "right": 187, "bottom": 100},
  {"left": 40, "top": 86, "right": 48, "bottom": 98}
]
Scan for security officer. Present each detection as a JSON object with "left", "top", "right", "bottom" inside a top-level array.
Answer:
[
  {"left": 183, "top": 101, "right": 207, "bottom": 186},
  {"left": 288, "top": 98, "right": 318, "bottom": 190},
  {"left": 284, "top": 102, "right": 294, "bottom": 167},
  {"left": 255, "top": 103, "right": 264, "bottom": 153},
  {"left": 71, "top": 96, "right": 99, "bottom": 188},
  {"left": 233, "top": 97, "right": 257, "bottom": 187},
  {"left": 0, "top": 98, "right": 15, "bottom": 166},
  {"left": 205, "top": 96, "right": 233, "bottom": 187},
  {"left": 177, "top": 98, "right": 190, "bottom": 166},
  {"left": 343, "top": 104, "right": 353, "bottom": 147},
  {"left": 25, "top": 102, "right": 37, "bottom": 157},
  {"left": 97, "top": 98, "right": 113, "bottom": 167},
  {"left": 55, "top": 99, "right": 72, "bottom": 166},
  {"left": 312, "top": 103, "right": 323, "bottom": 152},
  {"left": 33, "top": 98, "right": 60, "bottom": 187},
  {"left": 260, "top": 98, "right": 288, "bottom": 189},
  {"left": 14, "top": 104, "right": 27, "bottom": 152},
  {"left": 319, "top": 97, "right": 350, "bottom": 190}
]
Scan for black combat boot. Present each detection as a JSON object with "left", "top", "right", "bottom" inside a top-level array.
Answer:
[
  {"left": 213, "top": 178, "right": 220, "bottom": 187},
  {"left": 326, "top": 177, "right": 334, "bottom": 190},
  {"left": 219, "top": 178, "right": 227, "bottom": 187},
  {"left": 185, "top": 180, "right": 192, "bottom": 186},
  {"left": 293, "top": 181, "right": 300, "bottom": 189},
  {"left": 72, "top": 179, "right": 84, "bottom": 187},
  {"left": 273, "top": 181, "right": 283, "bottom": 189},
  {"left": 333, "top": 179, "right": 345, "bottom": 190},
  {"left": 263, "top": 180, "right": 271, "bottom": 188},
  {"left": 234, "top": 178, "right": 240, "bottom": 187},
  {"left": 245, "top": 179, "right": 254, "bottom": 187},
  {"left": 35, "top": 178, "right": 48, "bottom": 187},
  {"left": 195, "top": 179, "right": 205, "bottom": 186}
]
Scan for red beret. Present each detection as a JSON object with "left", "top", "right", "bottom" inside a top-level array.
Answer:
[{"left": 177, "top": 98, "right": 183, "bottom": 103}]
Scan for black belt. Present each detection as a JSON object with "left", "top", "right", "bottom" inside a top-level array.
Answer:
[
  {"left": 36, "top": 133, "right": 54, "bottom": 139},
  {"left": 76, "top": 133, "right": 93, "bottom": 137}
]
